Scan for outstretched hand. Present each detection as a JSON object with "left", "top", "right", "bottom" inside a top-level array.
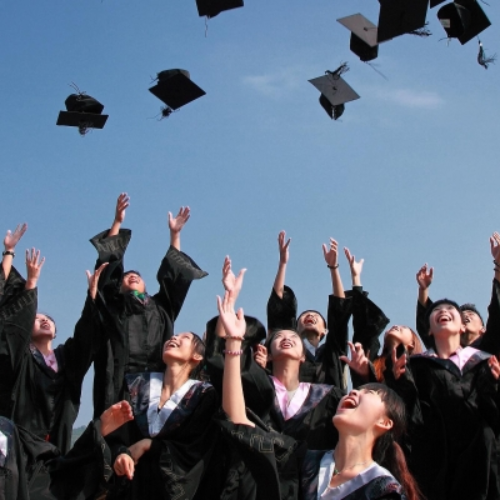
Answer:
[
  {"left": 322, "top": 238, "right": 340, "bottom": 268},
  {"left": 339, "top": 342, "right": 370, "bottom": 379},
  {"left": 254, "top": 344, "right": 268, "bottom": 369},
  {"left": 86, "top": 262, "right": 109, "bottom": 300},
  {"left": 4, "top": 223, "right": 27, "bottom": 252},
  {"left": 114, "top": 193, "right": 130, "bottom": 224},
  {"left": 416, "top": 263, "right": 433, "bottom": 290},
  {"left": 217, "top": 291, "right": 246, "bottom": 340},
  {"left": 100, "top": 400, "right": 134, "bottom": 437},
  {"left": 488, "top": 355, "right": 500, "bottom": 380},
  {"left": 168, "top": 206, "right": 191, "bottom": 233},
  {"left": 344, "top": 247, "right": 364, "bottom": 279},
  {"left": 277, "top": 231, "right": 291, "bottom": 265},
  {"left": 391, "top": 347, "right": 407, "bottom": 380},
  {"left": 25, "top": 248, "right": 45, "bottom": 289},
  {"left": 490, "top": 232, "right": 500, "bottom": 265},
  {"left": 222, "top": 256, "right": 246, "bottom": 303}
]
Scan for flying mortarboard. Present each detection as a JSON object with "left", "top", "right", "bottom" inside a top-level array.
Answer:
[
  {"left": 309, "top": 64, "right": 360, "bottom": 121},
  {"left": 337, "top": 14, "right": 379, "bottom": 62},
  {"left": 430, "top": 0, "right": 447, "bottom": 8},
  {"left": 437, "top": 0, "right": 491, "bottom": 44},
  {"left": 377, "top": 0, "right": 429, "bottom": 43},
  {"left": 149, "top": 69, "right": 206, "bottom": 118},
  {"left": 56, "top": 91, "right": 108, "bottom": 135},
  {"left": 196, "top": 0, "right": 243, "bottom": 18}
]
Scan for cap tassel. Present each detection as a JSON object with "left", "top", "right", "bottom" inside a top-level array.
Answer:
[
  {"left": 408, "top": 23, "right": 432, "bottom": 37},
  {"left": 325, "top": 62, "right": 349, "bottom": 81},
  {"left": 477, "top": 40, "right": 496, "bottom": 69}
]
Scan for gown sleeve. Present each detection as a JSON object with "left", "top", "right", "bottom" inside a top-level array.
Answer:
[
  {"left": 415, "top": 297, "right": 435, "bottom": 350},
  {"left": 322, "top": 294, "right": 353, "bottom": 390},
  {"left": 476, "top": 279, "right": 500, "bottom": 355},
  {"left": 351, "top": 287, "right": 390, "bottom": 361},
  {"left": 152, "top": 245, "right": 208, "bottom": 322},
  {"left": 266, "top": 285, "right": 298, "bottom": 332}
]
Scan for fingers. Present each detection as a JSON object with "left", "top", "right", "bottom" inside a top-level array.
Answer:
[
  {"left": 489, "top": 356, "right": 500, "bottom": 379},
  {"left": 339, "top": 355, "right": 350, "bottom": 365},
  {"left": 344, "top": 247, "right": 353, "bottom": 264},
  {"left": 96, "top": 262, "right": 109, "bottom": 275}
]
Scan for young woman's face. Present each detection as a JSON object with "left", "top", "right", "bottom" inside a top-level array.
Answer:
[
  {"left": 333, "top": 388, "right": 390, "bottom": 434},
  {"left": 384, "top": 325, "right": 414, "bottom": 350},
  {"left": 32, "top": 314, "right": 56, "bottom": 340},
  {"left": 270, "top": 330, "right": 305, "bottom": 361},
  {"left": 163, "top": 332, "right": 199, "bottom": 363},
  {"left": 429, "top": 304, "right": 464, "bottom": 336}
]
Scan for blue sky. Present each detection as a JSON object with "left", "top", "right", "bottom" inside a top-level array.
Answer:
[{"left": 1, "top": 0, "right": 498, "bottom": 425}]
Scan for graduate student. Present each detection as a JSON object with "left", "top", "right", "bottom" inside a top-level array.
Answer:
[
  {"left": 107, "top": 332, "right": 218, "bottom": 500},
  {"left": 266, "top": 231, "right": 352, "bottom": 389},
  {"left": 90, "top": 193, "right": 208, "bottom": 416},
  {"left": 387, "top": 298, "right": 500, "bottom": 500},
  {"left": 0, "top": 248, "right": 104, "bottom": 453},
  {"left": 217, "top": 288, "right": 420, "bottom": 500},
  {"left": 415, "top": 232, "right": 500, "bottom": 353}
]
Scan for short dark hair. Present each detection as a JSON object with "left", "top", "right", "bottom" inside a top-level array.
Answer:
[
  {"left": 460, "top": 303, "right": 484, "bottom": 326},
  {"left": 425, "top": 299, "right": 462, "bottom": 328}
]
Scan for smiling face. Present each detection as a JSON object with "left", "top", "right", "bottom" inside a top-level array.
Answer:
[
  {"left": 333, "top": 388, "right": 393, "bottom": 436},
  {"left": 121, "top": 272, "right": 146, "bottom": 294},
  {"left": 162, "top": 332, "right": 203, "bottom": 365},
  {"left": 296, "top": 311, "right": 327, "bottom": 336},
  {"left": 268, "top": 330, "right": 305, "bottom": 362},
  {"left": 32, "top": 314, "right": 56, "bottom": 340},
  {"left": 429, "top": 303, "right": 465, "bottom": 337}
]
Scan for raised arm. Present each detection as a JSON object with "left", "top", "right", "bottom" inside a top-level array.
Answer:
[
  {"left": 346, "top": 249, "right": 390, "bottom": 361},
  {"left": 477, "top": 233, "right": 500, "bottom": 354},
  {"left": 108, "top": 193, "right": 129, "bottom": 237},
  {"left": 2, "top": 224, "right": 27, "bottom": 283},
  {"left": 267, "top": 231, "right": 297, "bottom": 332},
  {"left": 168, "top": 206, "right": 190, "bottom": 251},
  {"left": 24, "top": 248, "right": 45, "bottom": 291},
  {"left": 323, "top": 238, "right": 345, "bottom": 298},
  {"left": 415, "top": 264, "right": 434, "bottom": 349},
  {"left": 218, "top": 291, "right": 254, "bottom": 427}
]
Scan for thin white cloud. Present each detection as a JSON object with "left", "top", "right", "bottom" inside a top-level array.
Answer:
[
  {"left": 376, "top": 88, "right": 445, "bottom": 109},
  {"left": 242, "top": 67, "right": 305, "bottom": 97}
]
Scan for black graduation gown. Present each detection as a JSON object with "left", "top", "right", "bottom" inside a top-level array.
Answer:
[
  {"left": 0, "top": 265, "right": 27, "bottom": 310},
  {"left": 415, "top": 279, "right": 500, "bottom": 354},
  {"left": 266, "top": 285, "right": 352, "bottom": 390},
  {"left": 90, "top": 228, "right": 208, "bottom": 417},
  {"left": 0, "top": 294, "right": 99, "bottom": 454},
  {"left": 105, "top": 373, "right": 219, "bottom": 500},
  {"left": 385, "top": 349, "right": 500, "bottom": 500},
  {"left": 21, "top": 418, "right": 112, "bottom": 500},
  {"left": 0, "top": 417, "right": 30, "bottom": 500}
]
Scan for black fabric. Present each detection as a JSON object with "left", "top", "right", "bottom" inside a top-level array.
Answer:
[
  {"left": 90, "top": 228, "right": 208, "bottom": 417},
  {"left": 0, "top": 295, "right": 99, "bottom": 454},
  {"left": 385, "top": 350, "right": 500, "bottom": 500},
  {"left": 266, "top": 285, "right": 352, "bottom": 390},
  {"left": 105, "top": 379, "right": 219, "bottom": 500}
]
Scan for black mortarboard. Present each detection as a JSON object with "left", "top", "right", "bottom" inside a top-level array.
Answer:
[
  {"left": 149, "top": 69, "right": 205, "bottom": 117},
  {"left": 309, "top": 64, "right": 360, "bottom": 121},
  {"left": 437, "top": 0, "right": 491, "bottom": 45},
  {"left": 56, "top": 93, "right": 108, "bottom": 135},
  {"left": 338, "top": 14, "right": 379, "bottom": 62},
  {"left": 377, "top": 0, "right": 428, "bottom": 43},
  {"left": 196, "top": 0, "right": 243, "bottom": 18}
]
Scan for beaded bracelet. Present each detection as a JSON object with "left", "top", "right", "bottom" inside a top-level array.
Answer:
[
  {"left": 327, "top": 264, "right": 339, "bottom": 269},
  {"left": 223, "top": 349, "right": 243, "bottom": 356}
]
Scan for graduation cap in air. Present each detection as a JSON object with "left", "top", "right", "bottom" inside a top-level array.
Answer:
[
  {"left": 149, "top": 69, "right": 206, "bottom": 118},
  {"left": 377, "top": 0, "right": 429, "bottom": 43},
  {"left": 437, "top": 0, "right": 491, "bottom": 44},
  {"left": 338, "top": 14, "right": 379, "bottom": 62},
  {"left": 196, "top": 0, "right": 243, "bottom": 18},
  {"left": 56, "top": 90, "right": 108, "bottom": 136},
  {"left": 309, "top": 63, "right": 360, "bottom": 121}
]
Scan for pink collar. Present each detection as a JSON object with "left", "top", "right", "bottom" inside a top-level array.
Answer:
[{"left": 271, "top": 376, "right": 311, "bottom": 420}]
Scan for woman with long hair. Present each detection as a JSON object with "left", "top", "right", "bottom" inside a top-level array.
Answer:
[{"left": 217, "top": 283, "right": 421, "bottom": 500}]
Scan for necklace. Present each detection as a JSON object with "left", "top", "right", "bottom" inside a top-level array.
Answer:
[{"left": 333, "top": 460, "right": 371, "bottom": 476}]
